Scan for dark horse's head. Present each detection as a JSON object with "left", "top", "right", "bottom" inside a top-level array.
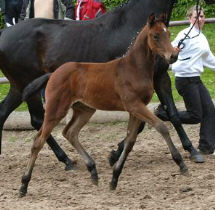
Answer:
[{"left": 146, "top": 13, "right": 178, "bottom": 64}]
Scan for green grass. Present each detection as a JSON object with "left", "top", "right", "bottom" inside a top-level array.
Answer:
[
  {"left": 0, "top": 24, "right": 215, "bottom": 110},
  {"left": 0, "top": 72, "right": 28, "bottom": 111}
]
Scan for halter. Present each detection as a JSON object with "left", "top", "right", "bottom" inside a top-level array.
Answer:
[{"left": 177, "top": 0, "right": 202, "bottom": 49}]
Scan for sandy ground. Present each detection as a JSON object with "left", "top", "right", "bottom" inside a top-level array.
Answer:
[{"left": 0, "top": 122, "right": 215, "bottom": 210}]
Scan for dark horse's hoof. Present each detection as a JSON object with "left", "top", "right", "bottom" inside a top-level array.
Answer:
[
  {"left": 91, "top": 170, "right": 99, "bottom": 186},
  {"left": 189, "top": 148, "right": 204, "bottom": 163},
  {"left": 91, "top": 177, "right": 99, "bottom": 186},
  {"left": 19, "top": 187, "right": 27, "bottom": 198},
  {"left": 65, "top": 159, "right": 77, "bottom": 171},
  {"left": 109, "top": 150, "right": 119, "bottom": 167}
]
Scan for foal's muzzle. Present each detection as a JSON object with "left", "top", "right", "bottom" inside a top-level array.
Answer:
[{"left": 169, "top": 53, "right": 178, "bottom": 64}]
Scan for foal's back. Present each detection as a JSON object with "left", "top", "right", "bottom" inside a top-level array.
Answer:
[{"left": 46, "top": 60, "right": 125, "bottom": 111}]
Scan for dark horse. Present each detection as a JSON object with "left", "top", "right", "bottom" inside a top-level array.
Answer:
[
  {"left": 20, "top": 14, "right": 187, "bottom": 197},
  {"left": 0, "top": 0, "right": 213, "bottom": 167}
]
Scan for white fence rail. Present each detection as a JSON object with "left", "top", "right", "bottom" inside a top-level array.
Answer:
[
  {"left": 169, "top": 17, "right": 215, "bottom": 26},
  {"left": 0, "top": 18, "right": 214, "bottom": 85},
  {"left": 0, "top": 77, "right": 8, "bottom": 84}
]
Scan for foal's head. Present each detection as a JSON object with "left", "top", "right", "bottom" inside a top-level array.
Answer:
[{"left": 146, "top": 13, "right": 178, "bottom": 64}]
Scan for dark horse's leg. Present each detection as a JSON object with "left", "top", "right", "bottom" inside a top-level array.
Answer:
[
  {"left": 0, "top": 88, "right": 23, "bottom": 154},
  {"left": 26, "top": 94, "right": 74, "bottom": 170},
  {"left": 153, "top": 57, "right": 203, "bottom": 163},
  {"left": 109, "top": 57, "right": 204, "bottom": 165},
  {"left": 0, "top": 86, "right": 74, "bottom": 170}
]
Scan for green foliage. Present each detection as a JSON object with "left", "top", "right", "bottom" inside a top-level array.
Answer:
[
  {"left": 0, "top": 12, "right": 4, "bottom": 29},
  {"left": 102, "top": 0, "right": 215, "bottom": 19},
  {"left": 103, "top": 0, "right": 127, "bottom": 9}
]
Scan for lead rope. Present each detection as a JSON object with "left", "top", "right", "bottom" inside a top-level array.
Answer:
[{"left": 177, "top": 0, "right": 201, "bottom": 49}]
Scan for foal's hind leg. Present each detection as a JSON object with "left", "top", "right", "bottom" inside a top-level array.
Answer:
[
  {"left": 131, "top": 102, "right": 188, "bottom": 174},
  {"left": 19, "top": 98, "right": 72, "bottom": 197},
  {"left": 110, "top": 114, "right": 141, "bottom": 190},
  {"left": 26, "top": 94, "right": 74, "bottom": 170},
  {"left": 62, "top": 103, "right": 98, "bottom": 185},
  {"left": 19, "top": 119, "right": 60, "bottom": 197}
]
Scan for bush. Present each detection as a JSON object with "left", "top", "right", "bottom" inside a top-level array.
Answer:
[
  {"left": 103, "top": 0, "right": 126, "bottom": 9},
  {"left": 171, "top": 0, "right": 215, "bottom": 19},
  {"left": 0, "top": 0, "right": 214, "bottom": 28},
  {"left": 102, "top": 0, "right": 215, "bottom": 19}
]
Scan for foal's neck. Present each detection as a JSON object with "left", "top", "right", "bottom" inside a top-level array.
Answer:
[{"left": 126, "top": 26, "right": 155, "bottom": 72}]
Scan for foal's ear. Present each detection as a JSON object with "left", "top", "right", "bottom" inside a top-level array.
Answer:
[
  {"left": 159, "top": 13, "right": 168, "bottom": 25},
  {"left": 147, "top": 13, "right": 156, "bottom": 27}
]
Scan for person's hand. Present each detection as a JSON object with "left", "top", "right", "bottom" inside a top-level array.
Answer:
[{"left": 174, "top": 47, "right": 181, "bottom": 54}]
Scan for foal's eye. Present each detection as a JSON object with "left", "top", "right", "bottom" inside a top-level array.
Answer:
[{"left": 152, "top": 34, "right": 159, "bottom": 41}]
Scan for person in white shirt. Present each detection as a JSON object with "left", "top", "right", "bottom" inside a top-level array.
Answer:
[{"left": 157, "top": 5, "right": 215, "bottom": 155}]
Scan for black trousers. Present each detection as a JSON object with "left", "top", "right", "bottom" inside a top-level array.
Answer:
[
  {"left": 175, "top": 76, "right": 215, "bottom": 153},
  {"left": 4, "top": 0, "right": 23, "bottom": 25}
]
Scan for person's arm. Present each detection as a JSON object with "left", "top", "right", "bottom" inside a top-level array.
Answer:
[
  {"left": 202, "top": 36, "right": 215, "bottom": 71},
  {"left": 203, "top": 49, "right": 215, "bottom": 71},
  {"left": 94, "top": 0, "right": 106, "bottom": 17},
  {"left": 61, "top": 0, "right": 75, "bottom": 20}
]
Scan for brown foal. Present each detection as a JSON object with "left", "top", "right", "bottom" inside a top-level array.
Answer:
[{"left": 20, "top": 14, "right": 188, "bottom": 197}]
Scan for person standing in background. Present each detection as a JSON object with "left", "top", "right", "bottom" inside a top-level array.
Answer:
[
  {"left": 75, "top": 0, "right": 106, "bottom": 20},
  {"left": 0, "top": 0, "right": 23, "bottom": 27},
  {"left": 156, "top": 6, "right": 215, "bottom": 155},
  {"left": 20, "top": 0, "right": 75, "bottom": 20}
]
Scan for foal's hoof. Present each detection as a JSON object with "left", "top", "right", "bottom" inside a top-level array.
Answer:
[
  {"left": 190, "top": 149, "right": 204, "bottom": 163},
  {"left": 109, "top": 150, "right": 118, "bottom": 167},
  {"left": 65, "top": 159, "right": 77, "bottom": 171}
]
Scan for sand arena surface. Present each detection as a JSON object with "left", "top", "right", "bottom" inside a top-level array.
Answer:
[{"left": 0, "top": 122, "right": 215, "bottom": 210}]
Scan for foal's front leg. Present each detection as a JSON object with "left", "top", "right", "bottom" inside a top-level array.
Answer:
[
  {"left": 131, "top": 102, "right": 188, "bottom": 175},
  {"left": 110, "top": 114, "right": 141, "bottom": 190}
]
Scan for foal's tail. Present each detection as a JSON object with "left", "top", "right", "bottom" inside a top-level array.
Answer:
[{"left": 22, "top": 73, "right": 52, "bottom": 101}]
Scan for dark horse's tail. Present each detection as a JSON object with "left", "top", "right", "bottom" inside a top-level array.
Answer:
[
  {"left": 0, "top": 29, "right": 4, "bottom": 36},
  {"left": 22, "top": 73, "right": 52, "bottom": 101}
]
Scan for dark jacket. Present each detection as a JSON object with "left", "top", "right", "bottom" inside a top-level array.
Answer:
[
  {"left": 1, "top": 0, "right": 23, "bottom": 25},
  {"left": 20, "top": 0, "right": 75, "bottom": 20},
  {"left": 0, "top": 0, "right": 5, "bottom": 14}
]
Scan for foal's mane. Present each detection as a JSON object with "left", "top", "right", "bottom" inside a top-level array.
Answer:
[{"left": 125, "top": 18, "right": 165, "bottom": 56}]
